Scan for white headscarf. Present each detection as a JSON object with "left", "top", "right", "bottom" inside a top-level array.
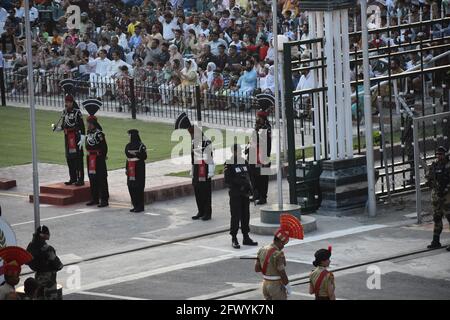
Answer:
[{"left": 206, "top": 62, "right": 217, "bottom": 88}]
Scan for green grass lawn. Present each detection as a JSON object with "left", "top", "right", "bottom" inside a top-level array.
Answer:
[
  {"left": 0, "top": 106, "right": 184, "bottom": 170},
  {"left": 0, "top": 106, "right": 255, "bottom": 170}
]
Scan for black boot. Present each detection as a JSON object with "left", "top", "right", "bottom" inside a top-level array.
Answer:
[
  {"left": 232, "top": 237, "right": 240, "bottom": 249},
  {"left": 192, "top": 213, "right": 203, "bottom": 220},
  {"left": 98, "top": 202, "right": 109, "bottom": 208},
  {"left": 201, "top": 215, "right": 211, "bottom": 221},
  {"left": 256, "top": 199, "right": 267, "bottom": 205},
  {"left": 243, "top": 235, "right": 258, "bottom": 246},
  {"left": 75, "top": 181, "right": 85, "bottom": 186},
  {"left": 447, "top": 246, "right": 450, "bottom": 252},
  {"left": 86, "top": 200, "right": 99, "bottom": 206},
  {"left": 427, "top": 235, "right": 442, "bottom": 249},
  {"left": 65, "top": 180, "right": 76, "bottom": 186}
]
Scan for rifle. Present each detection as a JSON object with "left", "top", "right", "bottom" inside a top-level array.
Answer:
[{"left": 52, "top": 110, "right": 66, "bottom": 132}]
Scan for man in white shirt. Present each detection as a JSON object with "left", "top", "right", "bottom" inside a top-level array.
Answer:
[
  {"left": 89, "top": 50, "right": 112, "bottom": 98},
  {"left": 295, "top": 64, "right": 314, "bottom": 118},
  {"left": 158, "top": 12, "right": 178, "bottom": 41},
  {"left": 76, "top": 34, "right": 98, "bottom": 58},
  {"left": 15, "top": 4, "right": 39, "bottom": 23},
  {"left": 0, "top": 6, "right": 8, "bottom": 35},
  {"left": 209, "top": 32, "right": 228, "bottom": 56}
]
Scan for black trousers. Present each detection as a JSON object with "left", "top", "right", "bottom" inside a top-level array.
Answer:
[
  {"left": 229, "top": 194, "right": 250, "bottom": 237},
  {"left": 128, "top": 184, "right": 145, "bottom": 210},
  {"left": 67, "top": 157, "right": 84, "bottom": 182},
  {"left": 88, "top": 157, "right": 109, "bottom": 203},
  {"left": 193, "top": 180, "right": 212, "bottom": 218},
  {"left": 255, "top": 173, "right": 269, "bottom": 201}
]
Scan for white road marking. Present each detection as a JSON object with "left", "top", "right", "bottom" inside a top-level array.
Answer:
[
  {"left": 290, "top": 291, "right": 347, "bottom": 300},
  {"left": 75, "top": 291, "right": 147, "bottom": 300},
  {"left": 12, "top": 208, "right": 100, "bottom": 226},
  {"left": 144, "top": 212, "right": 161, "bottom": 216},
  {"left": 66, "top": 224, "right": 387, "bottom": 295},
  {"left": 131, "top": 237, "right": 235, "bottom": 253}
]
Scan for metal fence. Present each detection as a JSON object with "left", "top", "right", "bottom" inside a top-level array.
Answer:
[
  {"left": 2, "top": 68, "right": 299, "bottom": 129},
  {"left": 283, "top": 13, "right": 450, "bottom": 201}
]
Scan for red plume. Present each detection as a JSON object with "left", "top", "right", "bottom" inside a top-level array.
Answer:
[
  {"left": 328, "top": 246, "right": 332, "bottom": 253},
  {"left": 280, "top": 214, "right": 304, "bottom": 240}
]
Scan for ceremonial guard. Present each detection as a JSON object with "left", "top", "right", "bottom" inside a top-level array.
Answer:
[
  {"left": 83, "top": 99, "right": 110, "bottom": 207},
  {"left": 255, "top": 214, "right": 304, "bottom": 300},
  {"left": 125, "top": 129, "right": 148, "bottom": 213},
  {"left": 246, "top": 94, "right": 273, "bottom": 205},
  {"left": 0, "top": 246, "right": 33, "bottom": 300},
  {"left": 53, "top": 80, "right": 85, "bottom": 186},
  {"left": 309, "top": 247, "right": 336, "bottom": 300},
  {"left": 175, "top": 112, "right": 215, "bottom": 221},
  {"left": 224, "top": 143, "right": 258, "bottom": 249},
  {"left": 426, "top": 146, "right": 450, "bottom": 250},
  {"left": 26, "top": 226, "right": 63, "bottom": 300}
]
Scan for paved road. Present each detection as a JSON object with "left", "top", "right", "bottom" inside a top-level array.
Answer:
[{"left": 1, "top": 181, "right": 449, "bottom": 300}]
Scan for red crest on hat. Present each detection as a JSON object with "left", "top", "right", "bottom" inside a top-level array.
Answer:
[
  {"left": 278, "top": 214, "right": 304, "bottom": 241},
  {"left": 0, "top": 246, "right": 33, "bottom": 277}
]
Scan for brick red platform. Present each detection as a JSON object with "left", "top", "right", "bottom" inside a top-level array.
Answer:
[
  {"left": 29, "top": 182, "right": 91, "bottom": 206},
  {"left": 0, "top": 178, "right": 16, "bottom": 190},
  {"left": 144, "top": 165, "right": 289, "bottom": 204}
]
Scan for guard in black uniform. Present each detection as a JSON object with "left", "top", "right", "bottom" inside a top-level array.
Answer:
[
  {"left": 246, "top": 94, "right": 273, "bottom": 205},
  {"left": 175, "top": 112, "right": 215, "bottom": 221},
  {"left": 225, "top": 143, "right": 258, "bottom": 249},
  {"left": 83, "top": 99, "right": 109, "bottom": 208},
  {"left": 125, "top": 129, "right": 148, "bottom": 213},
  {"left": 53, "top": 80, "right": 85, "bottom": 186}
]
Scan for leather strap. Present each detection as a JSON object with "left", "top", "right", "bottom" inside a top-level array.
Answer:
[
  {"left": 261, "top": 247, "right": 277, "bottom": 275},
  {"left": 314, "top": 269, "right": 329, "bottom": 298}
]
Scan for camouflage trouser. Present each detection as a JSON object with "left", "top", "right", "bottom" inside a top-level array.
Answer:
[
  {"left": 262, "top": 280, "right": 287, "bottom": 300},
  {"left": 35, "top": 272, "right": 60, "bottom": 300},
  {"left": 431, "top": 191, "right": 450, "bottom": 236}
]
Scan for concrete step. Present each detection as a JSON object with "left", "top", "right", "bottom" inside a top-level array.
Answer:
[
  {"left": 40, "top": 182, "right": 90, "bottom": 197},
  {"left": 29, "top": 182, "right": 92, "bottom": 206},
  {"left": 29, "top": 193, "right": 74, "bottom": 206},
  {"left": 0, "top": 178, "right": 16, "bottom": 190}
]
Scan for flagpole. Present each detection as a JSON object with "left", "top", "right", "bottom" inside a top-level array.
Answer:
[
  {"left": 272, "top": 0, "right": 283, "bottom": 210},
  {"left": 24, "top": 0, "right": 40, "bottom": 230}
]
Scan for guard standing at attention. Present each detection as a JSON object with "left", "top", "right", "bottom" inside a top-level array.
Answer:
[
  {"left": 53, "top": 80, "right": 85, "bottom": 186},
  {"left": 224, "top": 143, "right": 258, "bottom": 249},
  {"left": 426, "top": 146, "right": 450, "bottom": 250},
  {"left": 175, "top": 112, "right": 215, "bottom": 221},
  {"left": 125, "top": 129, "right": 148, "bottom": 213},
  {"left": 309, "top": 247, "right": 335, "bottom": 300},
  {"left": 83, "top": 99, "right": 110, "bottom": 208},
  {"left": 246, "top": 94, "right": 273, "bottom": 205}
]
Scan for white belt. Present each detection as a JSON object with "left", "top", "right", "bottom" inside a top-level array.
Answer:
[
  {"left": 127, "top": 158, "right": 139, "bottom": 161},
  {"left": 263, "top": 275, "right": 281, "bottom": 281}
]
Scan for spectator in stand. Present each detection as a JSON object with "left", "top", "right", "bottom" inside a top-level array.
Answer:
[
  {"left": 209, "top": 31, "right": 228, "bottom": 56},
  {"left": 169, "top": 43, "right": 184, "bottom": 68},
  {"left": 108, "top": 36, "right": 126, "bottom": 61},
  {"left": 76, "top": 33, "right": 98, "bottom": 58},
  {"left": 159, "top": 11, "right": 178, "bottom": 41}
]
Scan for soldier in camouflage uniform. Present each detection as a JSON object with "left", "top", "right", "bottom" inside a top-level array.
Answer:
[
  {"left": 426, "top": 146, "right": 450, "bottom": 251},
  {"left": 26, "top": 226, "right": 64, "bottom": 300}
]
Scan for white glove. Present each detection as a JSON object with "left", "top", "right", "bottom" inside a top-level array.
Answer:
[
  {"left": 51, "top": 123, "right": 62, "bottom": 132},
  {"left": 78, "top": 135, "right": 85, "bottom": 148},
  {"left": 208, "top": 164, "right": 215, "bottom": 178},
  {"left": 284, "top": 284, "right": 292, "bottom": 296}
]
